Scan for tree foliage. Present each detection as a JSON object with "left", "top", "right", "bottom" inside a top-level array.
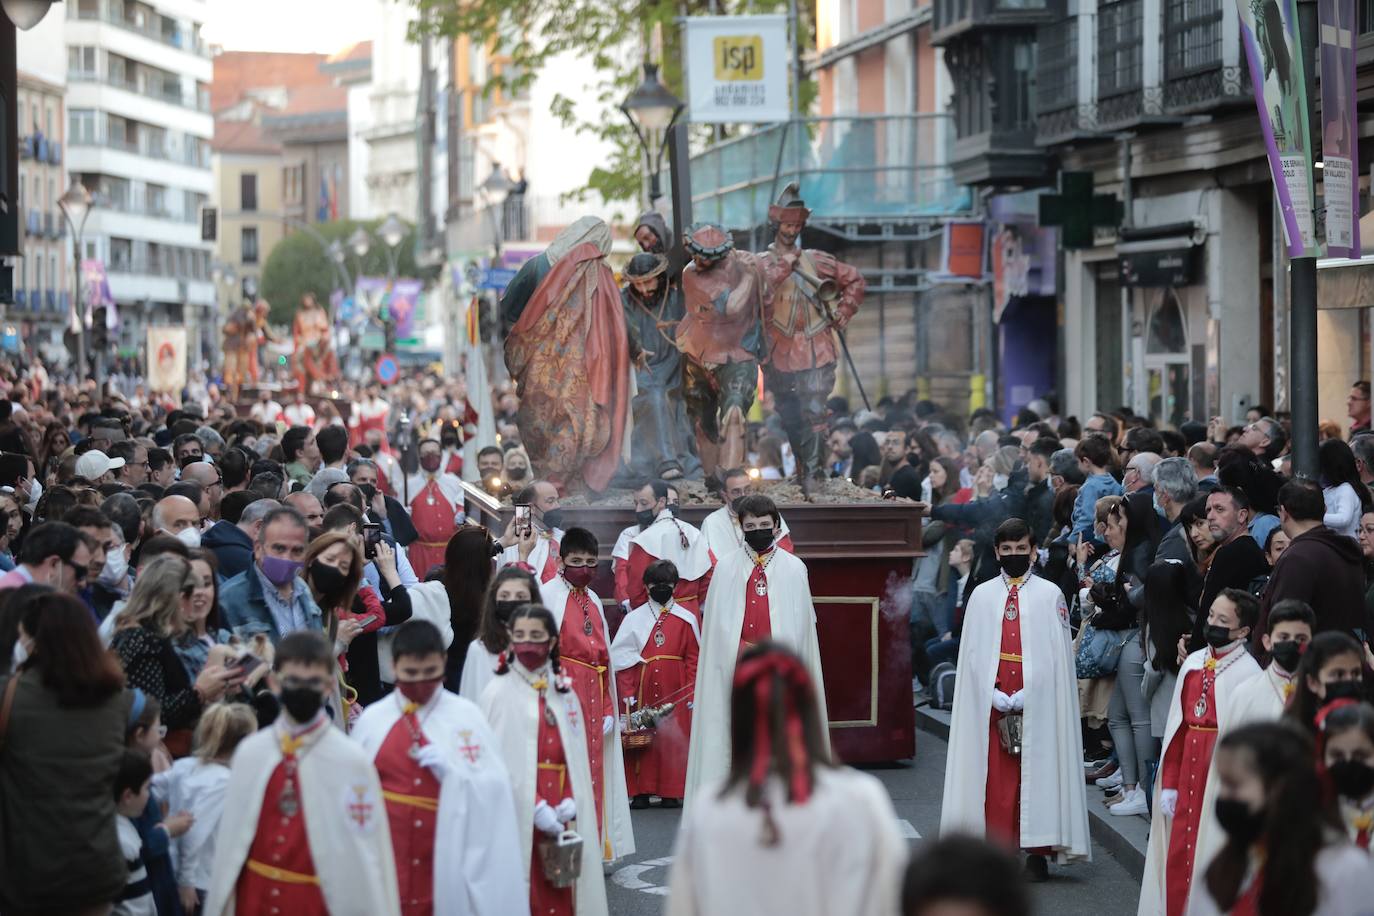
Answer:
[
  {"left": 258, "top": 219, "right": 430, "bottom": 326},
  {"left": 410, "top": 0, "right": 815, "bottom": 207}
]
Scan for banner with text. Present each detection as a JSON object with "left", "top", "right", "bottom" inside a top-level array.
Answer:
[
  {"left": 684, "top": 15, "right": 790, "bottom": 123},
  {"left": 1320, "top": 0, "right": 1360, "bottom": 257},
  {"left": 1237, "top": 0, "right": 1318, "bottom": 257}
]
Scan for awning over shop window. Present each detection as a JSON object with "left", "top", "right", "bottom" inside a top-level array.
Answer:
[
  {"left": 1315, "top": 211, "right": 1374, "bottom": 310},
  {"left": 1118, "top": 222, "right": 1205, "bottom": 289}
]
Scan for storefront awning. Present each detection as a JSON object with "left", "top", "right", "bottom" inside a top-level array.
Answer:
[
  {"left": 1118, "top": 222, "right": 1205, "bottom": 288},
  {"left": 1315, "top": 211, "right": 1374, "bottom": 310}
]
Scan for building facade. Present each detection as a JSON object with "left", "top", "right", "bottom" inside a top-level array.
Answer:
[
  {"left": 14, "top": 71, "right": 70, "bottom": 359},
  {"left": 64, "top": 0, "right": 215, "bottom": 369}
]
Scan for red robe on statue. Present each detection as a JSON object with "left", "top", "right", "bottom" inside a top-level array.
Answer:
[
  {"left": 1160, "top": 659, "right": 1223, "bottom": 916},
  {"left": 234, "top": 735, "right": 328, "bottom": 915},
  {"left": 375, "top": 708, "right": 441, "bottom": 916},
  {"left": 613, "top": 606, "right": 699, "bottom": 800},
  {"left": 559, "top": 586, "right": 614, "bottom": 845},
  {"left": 984, "top": 583, "right": 1051, "bottom": 855},
  {"left": 408, "top": 479, "right": 457, "bottom": 580},
  {"left": 532, "top": 695, "right": 575, "bottom": 916}
]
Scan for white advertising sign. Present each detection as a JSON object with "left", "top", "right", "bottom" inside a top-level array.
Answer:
[{"left": 684, "top": 14, "right": 791, "bottom": 124}]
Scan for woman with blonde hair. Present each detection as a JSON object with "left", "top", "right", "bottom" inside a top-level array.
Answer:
[{"left": 111, "top": 554, "right": 241, "bottom": 740}]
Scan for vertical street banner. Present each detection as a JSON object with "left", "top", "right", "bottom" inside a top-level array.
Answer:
[
  {"left": 684, "top": 15, "right": 790, "bottom": 123},
  {"left": 1320, "top": 0, "right": 1361, "bottom": 257},
  {"left": 1236, "top": 0, "right": 1318, "bottom": 257},
  {"left": 147, "top": 326, "right": 187, "bottom": 394}
]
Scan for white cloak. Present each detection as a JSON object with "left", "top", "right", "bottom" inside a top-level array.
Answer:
[
  {"left": 203, "top": 720, "right": 401, "bottom": 916},
  {"left": 541, "top": 576, "right": 636, "bottom": 861},
  {"left": 351, "top": 690, "right": 528, "bottom": 916},
  {"left": 1138, "top": 645, "right": 1261, "bottom": 916},
  {"left": 479, "top": 669, "right": 610, "bottom": 916},
  {"left": 630, "top": 511, "right": 714, "bottom": 581},
  {"left": 459, "top": 639, "right": 502, "bottom": 703},
  {"left": 405, "top": 471, "right": 467, "bottom": 515},
  {"left": 666, "top": 768, "right": 906, "bottom": 916},
  {"left": 683, "top": 546, "right": 828, "bottom": 807},
  {"left": 1185, "top": 842, "right": 1374, "bottom": 916},
  {"left": 498, "top": 527, "right": 565, "bottom": 583},
  {"left": 376, "top": 581, "right": 456, "bottom": 685},
  {"left": 609, "top": 599, "right": 702, "bottom": 674},
  {"left": 611, "top": 524, "right": 638, "bottom": 562},
  {"left": 1185, "top": 662, "right": 1280, "bottom": 914},
  {"left": 939, "top": 574, "right": 1091, "bottom": 860},
  {"left": 700, "top": 507, "right": 791, "bottom": 560}
]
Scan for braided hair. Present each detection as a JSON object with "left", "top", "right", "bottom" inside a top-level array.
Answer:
[{"left": 495, "top": 603, "right": 570, "bottom": 692}]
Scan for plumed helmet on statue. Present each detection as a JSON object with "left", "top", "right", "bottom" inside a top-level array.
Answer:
[
  {"left": 623, "top": 252, "right": 669, "bottom": 280},
  {"left": 767, "top": 181, "right": 811, "bottom": 227},
  {"left": 683, "top": 223, "right": 734, "bottom": 262}
]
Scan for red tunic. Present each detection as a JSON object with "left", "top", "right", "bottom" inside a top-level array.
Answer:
[
  {"left": 558, "top": 586, "right": 613, "bottom": 851},
  {"left": 1161, "top": 661, "right": 1222, "bottom": 916},
  {"left": 614, "top": 608, "right": 699, "bottom": 799},
  {"left": 376, "top": 712, "right": 441, "bottom": 916},
  {"left": 531, "top": 696, "right": 574, "bottom": 916},
  {"left": 739, "top": 559, "right": 772, "bottom": 651},
  {"left": 234, "top": 755, "right": 327, "bottom": 915},
  {"left": 408, "top": 479, "right": 457, "bottom": 578},
  {"left": 623, "top": 543, "right": 713, "bottom": 617}
]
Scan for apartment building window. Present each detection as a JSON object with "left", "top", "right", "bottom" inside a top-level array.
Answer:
[
  {"left": 1165, "top": 0, "right": 1224, "bottom": 76},
  {"left": 1098, "top": 0, "right": 1143, "bottom": 96},
  {"left": 1037, "top": 18, "right": 1079, "bottom": 113},
  {"left": 996, "top": 36, "right": 1038, "bottom": 131},
  {"left": 68, "top": 46, "right": 96, "bottom": 78},
  {"left": 110, "top": 238, "right": 132, "bottom": 272},
  {"left": 947, "top": 41, "right": 990, "bottom": 138},
  {"left": 241, "top": 173, "right": 258, "bottom": 212},
  {"left": 242, "top": 227, "right": 259, "bottom": 265},
  {"left": 69, "top": 109, "right": 97, "bottom": 144},
  {"left": 17, "top": 100, "right": 24, "bottom": 132}
]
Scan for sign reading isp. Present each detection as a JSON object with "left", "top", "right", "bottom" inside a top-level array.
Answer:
[{"left": 686, "top": 14, "right": 790, "bottom": 123}]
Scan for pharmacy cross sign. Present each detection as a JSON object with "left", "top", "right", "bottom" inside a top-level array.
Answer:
[{"left": 1038, "top": 171, "right": 1124, "bottom": 249}]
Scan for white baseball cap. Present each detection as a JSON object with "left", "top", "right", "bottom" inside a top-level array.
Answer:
[{"left": 75, "top": 450, "right": 126, "bottom": 481}]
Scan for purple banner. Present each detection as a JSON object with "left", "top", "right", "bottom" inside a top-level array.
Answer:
[
  {"left": 1320, "top": 0, "right": 1360, "bottom": 257},
  {"left": 1236, "top": 0, "right": 1317, "bottom": 257},
  {"left": 355, "top": 277, "right": 423, "bottom": 341}
]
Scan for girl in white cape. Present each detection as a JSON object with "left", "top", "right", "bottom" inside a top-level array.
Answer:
[
  {"left": 479, "top": 604, "right": 608, "bottom": 916},
  {"left": 1185, "top": 721, "right": 1374, "bottom": 916},
  {"left": 460, "top": 567, "right": 541, "bottom": 702},
  {"left": 667, "top": 642, "right": 905, "bottom": 916}
]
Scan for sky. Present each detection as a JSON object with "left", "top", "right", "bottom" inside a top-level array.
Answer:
[{"left": 202, "top": 0, "right": 382, "bottom": 54}]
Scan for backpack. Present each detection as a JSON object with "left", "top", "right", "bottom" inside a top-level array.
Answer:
[{"left": 930, "top": 662, "right": 957, "bottom": 711}]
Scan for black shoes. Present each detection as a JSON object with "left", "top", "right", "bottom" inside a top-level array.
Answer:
[
  {"left": 1024, "top": 854, "right": 1049, "bottom": 883},
  {"left": 630, "top": 795, "right": 651, "bottom": 810}
]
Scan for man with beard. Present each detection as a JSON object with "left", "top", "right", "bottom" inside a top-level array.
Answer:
[
  {"left": 634, "top": 210, "right": 672, "bottom": 256},
  {"left": 759, "top": 186, "right": 865, "bottom": 488},
  {"left": 677, "top": 223, "right": 768, "bottom": 476},
  {"left": 622, "top": 253, "right": 700, "bottom": 481}
]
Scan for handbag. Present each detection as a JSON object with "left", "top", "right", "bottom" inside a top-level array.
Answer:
[{"left": 1075, "top": 620, "right": 1130, "bottom": 679}]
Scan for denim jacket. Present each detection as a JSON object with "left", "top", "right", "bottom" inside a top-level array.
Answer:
[{"left": 1071, "top": 472, "right": 1123, "bottom": 539}]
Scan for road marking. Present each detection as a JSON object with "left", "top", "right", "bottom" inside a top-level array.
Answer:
[
  {"left": 611, "top": 856, "right": 673, "bottom": 896},
  {"left": 898, "top": 819, "right": 921, "bottom": 839}
]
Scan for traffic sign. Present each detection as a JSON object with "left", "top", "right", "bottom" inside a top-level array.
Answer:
[
  {"left": 375, "top": 353, "right": 399, "bottom": 385},
  {"left": 478, "top": 267, "right": 517, "bottom": 290}
]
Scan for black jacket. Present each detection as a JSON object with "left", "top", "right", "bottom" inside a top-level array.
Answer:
[
  {"left": 1258, "top": 525, "right": 1367, "bottom": 644},
  {"left": 1190, "top": 534, "right": 1269, "bottom": 651},
  {"left": 202, "top": 520, "right": 253, "bottom": 579}
]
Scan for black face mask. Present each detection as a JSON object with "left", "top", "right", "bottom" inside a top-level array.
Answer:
[
  {"left": 358, "top": 483, "right": 377, "bottom": 503},
  {"left": 1328, "top": 760, "right": 1374, "bottom": 799},
  {"left": 730, "top": 496, "right": 747, "bottom": 516},
  {"left": 441, "top": 437, "right": 459, "bottom": 449},
  {"left": 635, "top": 508, "right": 657, "bottom": 530},
  {"left": 1269, "top": 640, "right": 1303, "bottom": 673},
  {"left": 648, "top": 583, "right": 677, "bottom": 605},
  {"left": 1325, "top": 680, "right": 1365, "bottom": 702},
  {"left": 744, "top": 528, "right": 775, "bottom": 553},
  {"left": 494, "top": 599, "right": 524, "bottom": 626},
  {"left": 507, "top": 466, "right": 528, "bottom": 481},
  {"left": 667, "top": 504, "right": 680, "bottom": 518},
  {"left": 1205, "top": 625, "right": 1239, "bottom": 649},
  {"left": 309, "top": 561, "right": 349, "bottom": 599},
  {"left": 906, "top": 451, "right": 921, "bottom": 467},
  {"left": 541, "top": 508, "right": 565, "bottom": 531},
  {"left": 998, "top": 554, "right": 1031, "bottom": 579},
  {"left": 279, "top": 685, "right": 323, "bottom": 723},
  {"left": 1214, "top": 798, "right": 1265, "bottom": 845}
]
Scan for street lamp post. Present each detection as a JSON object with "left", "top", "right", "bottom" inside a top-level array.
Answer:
[
  {"left": 478, "top": 163, "right": 514, "bottom": 262},
  {"left": 378, "top": 214, "right": 405, "bottom": 352},
  {"left": 620, "top": 61, "right": 685, "bottom": 205},
  {"left": 57, "top": 179, "right": 94, "bottom": 378}
]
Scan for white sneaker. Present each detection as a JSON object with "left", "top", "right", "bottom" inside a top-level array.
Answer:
[
  {"left": 1109, "top": 787, "right": 1149, "bottom": 816},
  {"left": 1095, "top": 769, "right": 1124, "bottom": 789}
]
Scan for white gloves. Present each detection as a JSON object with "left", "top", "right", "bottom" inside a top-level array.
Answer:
[
  {"left": 1160, "top": 789, "right": 1178, "bottom": 819},
  {"left": 555, "top": 797, "right": 576, "bottom": 823},
  {"left": 992, "top": 690, "right": 1013, "bottom": 713},
  {"left": 534, "top": 800, "right": 563, "bottom": 836},
  {"left": 1008, "top": 690, "right": 1024, "bottom": 712},
  {"left": 415, "top": 744, "right": 448, "bottom": 781},
  {"left": 603, "top": 715, "right": 615, "bottom": 735}
]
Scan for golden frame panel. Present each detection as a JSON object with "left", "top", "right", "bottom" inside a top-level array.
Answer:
[{"left": 815, "top": 596, "right": 881, "bottom": 729}]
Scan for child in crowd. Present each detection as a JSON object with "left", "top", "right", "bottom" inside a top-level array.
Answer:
[
  {"left": 126, "top": 691, "right": 190, "bottom": 916},
  {"left": 1318, "top": 701, "right": 1374, "bottom": 851},
  {"left": 152, "top": 702, "right": 257, "bottom": 913},
  {"left": 114, "top": 748, "right": 157, "bottom": 916},
  {"left": 1287, "top": 631, "right": 1367, "bottom": 734}
]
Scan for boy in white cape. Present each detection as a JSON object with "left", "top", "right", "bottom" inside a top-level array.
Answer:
[
  {"left": 203, "top": 631, "right": 400, "bottom": 916},
  {"left": 685, "top": 494, "right": 826, "bottom": 807},
  {"left": 352, "top": 620, "right": 528, "bottom": 916}
]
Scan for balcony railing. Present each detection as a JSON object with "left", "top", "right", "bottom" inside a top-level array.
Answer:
[
  {"left": 71, "top": 5, "right": 210, "bottom": 58},
  {"left": 1162, "top": 0, "right": 1249, "bottom": 110},
  {"left": 67, "top": 69, "right": 210, "bottom": 113},
  {"left": 933, "top": 0, "right": 1054, "bottom": 43},
  {"left": 1036, "top": 17, "right": 1095, "bottom": 142},
  {"left": 690, "top": 115, "right": 970, "bottom": 231}
]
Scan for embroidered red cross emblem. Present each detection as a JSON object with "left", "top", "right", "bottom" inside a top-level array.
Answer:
[
  {"left": 458, "top": 729, "right": 481, "bottom": 764},
  {"left": 566, "top": 705, "right": 578, "bottom": 729},
  {"left": 346, "top": 785, "right": 372, "bottom": 828}
]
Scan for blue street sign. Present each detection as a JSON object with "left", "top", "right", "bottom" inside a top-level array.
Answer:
[
  {"left": 478, "top": 267, "right": 518, "bottom": 290},
  {"left": 375, "top": 354, "right": 399, "bottom": 385}
]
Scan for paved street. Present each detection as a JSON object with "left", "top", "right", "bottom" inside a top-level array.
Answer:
[{"left": 606, "top": 730, "right": 1143, "bottom": 915}]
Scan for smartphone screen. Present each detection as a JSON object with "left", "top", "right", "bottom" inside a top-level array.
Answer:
[
  {"left": 363, "top": 523, "right": 383, "bottom": 560},
  {"left": 515, "top": 504, "right": 532, "bottom": 537},
  {"left": 232, "top": 653, "right": 263, "bottom": 677}
]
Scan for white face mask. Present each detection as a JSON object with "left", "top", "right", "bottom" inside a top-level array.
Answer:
[
  {"left": 25, "top": 480, "right": 40, "bottom": 511},
  {"left": 99, "top": 545, "right": 129, "bottom": 588},
  {"left": 173, "top": 526, "right": 201, "bottom": 548}
]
